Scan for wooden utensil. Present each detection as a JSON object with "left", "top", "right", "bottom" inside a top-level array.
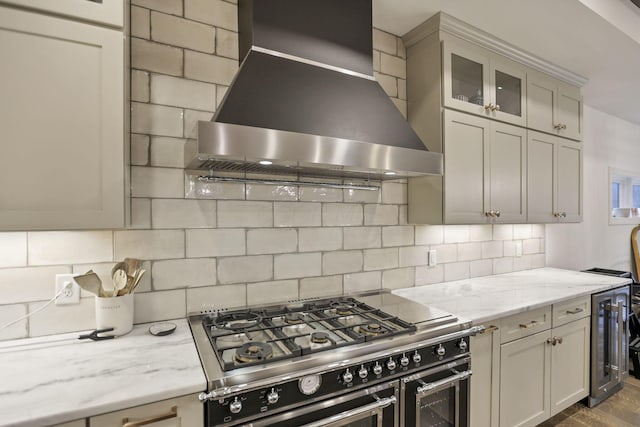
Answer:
[{"left": 73, "top": 271, "right": 103, "bottom": 297}]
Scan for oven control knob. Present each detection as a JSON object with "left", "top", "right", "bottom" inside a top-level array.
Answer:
[
  {"left": 436, "top": 344, "right": 446, "bottom": 357},
  {"left": 386, "top": 357, "right": 396, "bottom": 371},
  {"left": 267, "top": 388, "right": 279, "bottom": 405},
  {"left": 412, "top": 351, "right": 422, "bottom": 364},
  {"left": 373, "top": 362, "right": 383, "bottom": 375},
  {"left": 400, "top": 354, "right": 410, "bottom": 367},
  {"left": 342, "top": 369, "right": 353, "bottom": 384},
  {"left": 358, "top": 365, "right": 368, "bottom": 379},
  {"left": 229, "top": 397, "right": 242, "bottom": 414},
  {"left": 458, "top": 339, "right": 468, "bottom": 351}
]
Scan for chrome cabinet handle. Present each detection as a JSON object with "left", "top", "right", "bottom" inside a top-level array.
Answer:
[
  {"left": 566, "top": 307, "right": 584, "bottom": 315},
  {"left": 416, "top": 370, "right": 472, "bottom": 394},
  {"left": 553, "top": 123, "right": 567, "bottom": 130},
  {"left": 519, "top": 320, "right": 538, "bottom": 329},
  {"left": 547, "top": 337, "right": 555, "bottom": 345},
  {"left": 300, "top": 395, "right": 396, "bottom": 427},
  {"left": 553, "top": 212, "right": 567, "bottom": 218},
  {"left": 494, "top": 210, "right": 501, "bottom": 218},
  {"left": 122, "top": 406, "right": 177, "bottom": 427},
  {"left": 490, "top": 104, "right": 500, "bottom": 111},
  {"left": 485, "top": 210, "right": 501, "bottom": 218}
]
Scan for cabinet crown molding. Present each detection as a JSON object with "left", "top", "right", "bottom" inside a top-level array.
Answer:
[{"left": 403, "top": 12, "right": 588, "bottom": 88}]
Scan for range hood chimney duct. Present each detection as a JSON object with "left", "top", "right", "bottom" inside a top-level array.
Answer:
[{"left": 187, "top": 0, "right": 443, "bottom": 182}]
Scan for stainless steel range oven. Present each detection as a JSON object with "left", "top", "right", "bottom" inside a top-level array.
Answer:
[{"left": 190, "top": 290, "right": 480, "bottom": 426}]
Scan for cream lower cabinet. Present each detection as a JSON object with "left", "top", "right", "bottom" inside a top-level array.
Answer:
[
  {"left": 470, "top": 325, "right": 501, "bottom": 427},
  {"left": 52, "top": 421, "right": 85, "bottom": 427},
  {"left": 527, "top": 131, "right": 583, "bottom": 223},
  {"left": 497, "top": 303, "right": 590, "bottom": 427},
  {"left": 89, "top": 394, "right": 203, "bottom": 427},
  {"left": 0, "top": 5, "right": 125, "bottom": 230}
]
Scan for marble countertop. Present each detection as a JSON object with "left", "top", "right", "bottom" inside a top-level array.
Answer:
[
  {"left": 393, "top": 268, "right": 632, "bottom": 324},
  {"left": 0, "top": 318, "right": 206, "bottom": 427}
]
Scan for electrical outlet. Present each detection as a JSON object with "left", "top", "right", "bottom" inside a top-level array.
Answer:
[
  {"left": 55, "top": 274, "right": 80, "bottom": 305},
  {"left": 515, "top": 241, "right": 523, "bottom": 257},
  {"left": 428, "top": 249, "right": 437, "bottom": 266}
]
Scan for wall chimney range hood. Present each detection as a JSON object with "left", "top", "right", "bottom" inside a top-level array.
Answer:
[{"left": 187, "top": 0, "right": 443, "bottom": 184}]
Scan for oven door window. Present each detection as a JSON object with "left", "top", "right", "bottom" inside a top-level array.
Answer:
[{"left": 415, "top": 382, "right": 458, "bottom": 427}]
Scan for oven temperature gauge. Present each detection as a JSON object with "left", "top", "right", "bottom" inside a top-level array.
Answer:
[{"left": 299, "top": 374, "right": 322, "bottom": 395}]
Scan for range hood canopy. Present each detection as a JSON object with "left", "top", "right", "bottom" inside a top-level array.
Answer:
[{"left": 187, "top": 0, "right": 443, "bottom": 182}]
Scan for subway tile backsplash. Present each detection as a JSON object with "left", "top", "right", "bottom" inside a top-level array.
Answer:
[{"left": 0, "top": 0, "right": 546, "bottom": 341}]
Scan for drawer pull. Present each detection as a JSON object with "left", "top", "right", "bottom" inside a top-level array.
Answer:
[
  {"left": 122, "top": 406, "right": 177, "bottom": 427},
  {"left": 481, "top": 325, "right": 499, "bottom": 334},
  {"left": 519, "top": 320, "right": 538, "bottom": 329},
  {"left": 566, "top": 307, "right": 584, "bottom": 315}
]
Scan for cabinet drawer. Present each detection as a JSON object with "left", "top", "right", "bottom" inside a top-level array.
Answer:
[
  {"left": 500, "top": 306, "right": 552, "bottom": 344},
  {"left": 89, "top": 394, "right": 202, "bottom": 427},
  {"left": 552, "top": 296, "right": 590, "bottom": 327}
]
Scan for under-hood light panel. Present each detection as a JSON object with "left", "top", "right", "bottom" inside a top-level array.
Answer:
[{"left": 198, "top": 175, "right": 381, "bottom": 191}]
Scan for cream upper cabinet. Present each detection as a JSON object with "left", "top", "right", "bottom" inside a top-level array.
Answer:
[
  {"left": 443, "top": 37, "right": 527, "bottom": 127},
  {"left": 89, "top": 394, "right": 203, "bottom": 427},
  {"left": 527, "top": 70, "right": 583, "bottom": 141},
  {"left": 0, "top": 5, "right": 125, "bottom": 230},
  {"left": 527, "top": 131, "right": 583, "bottom": 223},
  {"left": 0, "top": 0, "right": 124, "bottom": 27},
  {"left": 409, "top": 110, "right": 526, "bottom": 224}
]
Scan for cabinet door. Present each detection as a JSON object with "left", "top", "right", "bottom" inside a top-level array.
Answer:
[
  {"left": 556, "top": 140, "right": 582, "bottom": 222},
  {"left": 557, "top": 83, "right": 583, "bottom": 141},
  {"left": 0, "top": 7, "right": 124, "bottom": 230},
  {"left": 470, "top": 325, "right": 500, "bottom": 427},
  {"left": 0, "top": 0, "right": 123, "bottom": 27},
  {"left": 527, "top": 131, "right": 556, "bottom": 223},
  {"left": 442, "top": 39, "right": 491, "bottom": 116},
  {"left": 527, "top": 71, "right": 556, "bottom": 134},
  {"left": 550, "top": 317, "right": 590, "bottom": 416},
  {"left": 52, "top": 421, "right": 85, "bottom": 427},
  {"left": 500, "top": 330, "right": 552, "bottom": 427},
  {"left": 443, "top": 110, "right": 491, "bottom": 224},
  {"left": 489, "top": 58, "right": 527, "bottom": 127},
  {"left": 90, "top": 394, "right": 203, "bottom": 427},
  {"left": 489, "top": 121, "right": 526, "bottom": 223}
]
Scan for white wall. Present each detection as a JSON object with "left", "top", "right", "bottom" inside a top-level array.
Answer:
[{"left": 546, "top": 105, "right": 640, "bottom": 273}]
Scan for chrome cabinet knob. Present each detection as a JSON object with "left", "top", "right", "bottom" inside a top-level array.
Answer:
[
  {"left": 373, "top": 362, "right": 383, "bottom": 375},
  {"left": 229, "top": 397, "right": 242, "bottom": 414},
  {"left": 267, "top": 388, "right": 279, "bottom": 404}
]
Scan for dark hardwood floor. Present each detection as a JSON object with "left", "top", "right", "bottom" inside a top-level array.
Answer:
[{"left": 538, "top": 376, "right": 640, "bottom": 426}]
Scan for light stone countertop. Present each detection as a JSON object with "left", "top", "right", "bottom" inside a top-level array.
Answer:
[
  {"left": 393, "top": 268, "right": 632, "bottom": 325},
  {"left": 0, "top": 318, "right": 206, "bottom": 427}
]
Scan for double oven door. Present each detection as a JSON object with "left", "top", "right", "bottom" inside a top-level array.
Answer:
[{"left": 233, "top": 357, "right": 471, "bottom": 427}]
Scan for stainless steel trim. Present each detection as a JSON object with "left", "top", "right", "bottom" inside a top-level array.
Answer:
[
  {"left": 610, "top": 302, "right": 624, "bottom": 380},
  {"left": 197, "top": 176, "right": 381, "bottom": 191},
  {"left": 252, "top": 46, "right": 376, "bottom": 81},
  {"left": 415, "top": 370, "right": 472, "bottom": 394},
  {"left": 190, "top": 122, "right": 444, "bottom": 178},
  {"left": 300, "top": 396, "right": 396, "bottom": 427},
  {"left": 200, "top": 327, "right": 478, "bottom": 398}
]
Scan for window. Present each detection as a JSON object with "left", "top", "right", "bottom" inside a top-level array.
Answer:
[
  {"left": 634, "top": 185, "right": 640, "bottom": 208},
  {"left": 609, "top": 168, "right": 640, "bottom": 224},
  {"left": 612, "top": 182, "right": 620, "bottom": 209}
]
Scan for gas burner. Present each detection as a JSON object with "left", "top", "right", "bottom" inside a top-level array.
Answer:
[
  {"left": 235, "top": 342, "right": 273, "bottom": 364},
  {"left": 331, "top": 301, "right": 357, "bottom": 315},
  {"left": 213, "top": 311, "right": 262, "bottom": 331},
  {"left": 310, "top": 331, "right": 330, "bottom": 344},
  {"left": 359, "top": 322, "right": 388, "bottom": 336},
  {"left": 285, "top": 312, "right": 305, "bottom": 324}
]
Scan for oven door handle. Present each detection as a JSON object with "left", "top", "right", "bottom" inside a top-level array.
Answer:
[
  {"left": 299, "top": 395, "right": 397, "bottom": 427},
  {"left": 416, "top": 370, "right": 472, "bottom": 394}
]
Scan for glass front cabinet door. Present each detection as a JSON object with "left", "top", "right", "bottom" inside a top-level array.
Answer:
[{"left": 443, "top": 38, "right": 527, "bottom": 127}]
